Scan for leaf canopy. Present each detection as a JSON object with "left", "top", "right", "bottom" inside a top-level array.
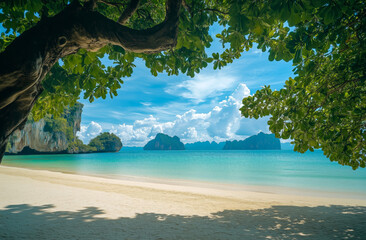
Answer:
[{"left": 0, "top": 0, "right": 365, "bottom": 168}]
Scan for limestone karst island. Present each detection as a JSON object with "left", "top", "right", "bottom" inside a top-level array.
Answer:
[
  {"left": 0, "top": 0, "right": 365, "bottom": 239},
  {"left": 6, "top": 103, "right": 122, "bottom": 155}
]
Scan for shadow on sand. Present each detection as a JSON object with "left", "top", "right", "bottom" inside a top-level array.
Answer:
[{"left": 0, "top": 204, "right": 365, "bottom": 239}]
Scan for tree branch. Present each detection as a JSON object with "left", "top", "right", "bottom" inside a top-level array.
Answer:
[
  {"left": 98, "top": 0, "right": 125, "bottom": 11},
  {"left": 0, "top": 0, "right": 182, "bottom": 160},
  {"left": 182, "top": 0, "right": 192, "bottom": 17},
  {"left": 84, "top": 0, "right": 98, "bottom": 10},
  {"left": 197, "top": 8, "right": 228, "bottom": 15},
  {"left": 81, "top": 0, "right": 181, "bottom": 52},
  {"left": 118, "top": 0, "right": 140, "bottom": 25}
]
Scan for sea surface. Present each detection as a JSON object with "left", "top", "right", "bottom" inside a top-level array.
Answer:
[{"left": 2, "top": 150, "right": 366, "bottom": 195}]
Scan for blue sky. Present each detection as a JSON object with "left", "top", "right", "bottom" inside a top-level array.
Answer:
[
  {"left": 77, "top": 26, "right": 295, "bottom": 146},
  {"left": 0, "top": 21, "right": 294, "bottom": 146}
]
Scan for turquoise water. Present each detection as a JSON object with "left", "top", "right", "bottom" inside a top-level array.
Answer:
[{"left": 2, "top": 150, "right": 366, "bottom": 194}]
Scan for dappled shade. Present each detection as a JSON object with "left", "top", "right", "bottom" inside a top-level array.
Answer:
[{"left": 0, "top": 204, "right": 365, "bottom": 239}]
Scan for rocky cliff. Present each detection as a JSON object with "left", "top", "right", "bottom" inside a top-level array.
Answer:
[
  {"left": 185, "top": 141, "right": 225, "bottom": 150},
  {"left": 143, "top": 133, "right": 185, "bottom": 150},
  {"left": 6, "top": 119, "right": 68, "bottom": 154},
  {"left": 6, "top": 103, "right": 83, "bottom": 154},
  {"left": 223, "top": 132, "right": 281, "bottom": 150}
]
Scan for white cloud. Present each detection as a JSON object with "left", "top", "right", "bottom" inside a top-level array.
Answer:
[
  {"left": 140, "top": 102, "right": 152, "bottom": 107},
  {"left": 108, "top": 111, "right": 124, "bottom": 120},
  {"left": 77, "top": 121, "right": 103, "bottom": 144},
  {"left": 77, "top": 83, "right": 270, "bottom": 146},
  {"left": 251, "top": 48, "right": 263, "bottom": 55},
  {"left": 166, "top": 69, "right": 238, "bottom": 102}
]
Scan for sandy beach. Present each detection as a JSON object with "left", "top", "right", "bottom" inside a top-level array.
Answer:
[{"left": 0, "top": 165, "right": 366, "bottom": 239}]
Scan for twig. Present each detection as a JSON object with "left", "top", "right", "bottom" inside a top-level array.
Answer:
[
  {"left": 197, "top": 8, "right": 228, "bottom": 15},
  {"left": 98, "top": 0, "right": 127, "bottom": 13},
  {"left": 118, "top": 0, "right": 140, "bottom": 25},
  {"left": 182, "top": 0, "right": 192, "bottom": 17}
]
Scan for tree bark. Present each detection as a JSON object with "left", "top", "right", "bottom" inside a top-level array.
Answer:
[{"left": 0, "top": 0, "right": 181, "bottom": 161}]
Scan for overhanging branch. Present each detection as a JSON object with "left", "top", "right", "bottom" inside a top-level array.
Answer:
[
  {"left": 118, "top": 0, "right": 140, "bottom": 25},
  {"left": 79, "top": 0, "right": 182, "bottom": 53},
  {"left": 0, "top": 0, "right": 182, "bottom": 160}
]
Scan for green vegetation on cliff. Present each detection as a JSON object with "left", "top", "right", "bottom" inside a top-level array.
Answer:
[
  {"left": 223, "top": 132, "right": 281, "bottom": 150},
  {"left": 42, "top": 102, "right": 83, "bottom": 142},
  {"left": 144, "top": 133, "right": 184, "bottom": 150},
  {"left": 67, "top": 139, "right": 97, "bottom": 153},
  {"left": 89, "top": 133, "right": 123, "bottom": 152},
  {"left": 34, "top": 102, "right": 121, "bottom": 153},
  {"left": 6, "top": 103, "right": 122, "bottom": 154},
  {"left": 5, "top": 103, "right": 84, "bottom": 154},
  {"left": 67, "top": 133, "right": 123, "bottom": 153},
  {"left": 43, "top": 117, "right": 68, "bottom": 137},
  {"left": 185, "top": 141, "right": 225, "bottom": 150},
  {"left": 40, "top": 102, "right": 88, "bottom": 153}
]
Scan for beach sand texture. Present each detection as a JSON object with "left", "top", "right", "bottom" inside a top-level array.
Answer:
[{"left": 0, "top": 166, "right": 366, "bottom": 239}]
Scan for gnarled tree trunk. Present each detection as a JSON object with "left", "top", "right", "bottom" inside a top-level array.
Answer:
[{"left": 0, "top": 0, "right": 181, "bottom": 161}]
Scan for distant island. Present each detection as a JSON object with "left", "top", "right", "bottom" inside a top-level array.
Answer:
[
  {"left": 281, "top": 142, "right": 294, "bottom": 150},
  {"left": 185, "top": 141, "right": 225, "bottom": 150},
  {"left": 145, "top": 132, "right": 281, "bottom": 151},
  {"left": 223, "top": 132, "right": 281, "bottom": 150},
  {"left": 5, "top": 103, "right": 122, "bottom": 155},
  {"left": 6, "top": 107, "right": 283, "bottom": 154},
  {"left": 143, "top": 133, "right": 185, "bottom": 150}
]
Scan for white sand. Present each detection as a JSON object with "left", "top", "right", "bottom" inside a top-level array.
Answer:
[{"left": 0, "top": 166, "right": 365, "bottom": 239}]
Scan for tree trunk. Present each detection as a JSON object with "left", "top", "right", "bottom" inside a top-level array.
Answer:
[{"left": 0, "top": 1, "right": 181, "bottom": 161}]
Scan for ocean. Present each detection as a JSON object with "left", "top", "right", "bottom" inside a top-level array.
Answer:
[{"left": 2, "top": 150, "right": 366, "bottom": 195}]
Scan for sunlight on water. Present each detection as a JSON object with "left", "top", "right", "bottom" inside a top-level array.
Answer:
[{"left": 3, "top": 150, "right": 366, "bottom": 193}]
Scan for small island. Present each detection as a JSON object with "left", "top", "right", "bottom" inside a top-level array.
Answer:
[
  {"left": 5, "top": 103, "right": 122, "bottom": 154},
  {"left": 143, "top": 133, "right": 185, "bottom": 150},
  {"left": 88, "top": 133, "right": 122, "bottom": 153},
  {"left": 66, "top": 132, "right": 122, "bottom": 153},
  {"left": 223, "top": 132, "right": 281, "bottom": 150}
]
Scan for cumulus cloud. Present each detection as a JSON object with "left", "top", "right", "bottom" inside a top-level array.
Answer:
[
  {"left": 76, "top": 121, "right": 103, "bottom": 144},
  {"left": 166, "top": 70, "right": 238, "bottom": 102},
  {"left": 77, "top": 83, "right": 270, "bottom": 146}
]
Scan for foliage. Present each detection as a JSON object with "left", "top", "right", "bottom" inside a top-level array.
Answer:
[
  {"left": 43, "top": 115, "right": 68, "bottom": 136},
  {"left": 223, "top": 132, "right": 281, "bottom": 150},
  {"left": 5, "top": 141, "right": 11, "bottom": 152},
  {"left": 67, "top": 138, "right": 97, "bottom": 153},
  {"left": 63, "top": 102, "right": 84, "bottom": 140},
  {"left": 0, "top": 0, "right": 365, "bottom": 167},
  {"left": 143, "top": 133, "right": 185, "bottom": 150},
  {"left": 88, "top": 132, "right": 123, "bottom": 152},
  {"left": 239, "top": 0, "right": 366, "bottom": 169},
  {"left": 42, "top": 102, "right": 83, "bottom": 142},
  {"left": 185, "top": 141, "right": 224, "bottom": 150},
  {"left": 41, "top": 103, "right": 96, "bottom": 153}
]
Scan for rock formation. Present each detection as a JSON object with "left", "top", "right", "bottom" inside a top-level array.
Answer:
[
  {"left": 185, "top": 141, "right": 225, "bottom": 150},
  {"left": 6, "top": 119, "right": 69, "bottom": 154},
  {"left": 143, "top": 133, "right": 185, "bottom": 150},
  {"left": 6, "top": 103, "right": 123, "bottom": 155},
  {"left": 223, "top": 132, "right": 281, "bottom": 150},
  {"left": 6, "top": 103, "right": 83, "bottom": 154}
]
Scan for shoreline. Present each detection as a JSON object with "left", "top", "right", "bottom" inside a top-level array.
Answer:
[
  {"left": 1, "top": 165, "right": 366, "bottom": 239},
  {"left": 1, "top": 165, "right": 366, "bottom": 205},
  {"left": 2, "top": 163, "right": 366, "bottom": 201}
]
